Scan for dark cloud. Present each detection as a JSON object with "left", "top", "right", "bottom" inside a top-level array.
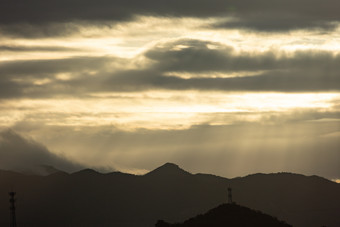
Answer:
[
  {"left": 0, "top": 45, "right": 82, "bottom": 52},
  {"left": 211, "top": 12, "right": 339, "bottom": 32},
  {"left": 0, "top": 56, "right": 112, "bottom": 76},
  {"left": 1, "top": 39, "right": 340, "bottom": 98},
  {"left": 104, "top": 40, "right": 340, "bottom": 92},
  {"left": 0, "top": 0, "right": 133, "bottom": 25},
  {"left": 0, "top": 81, "right": 26, "bottom": 99},
  {"left": 0, "top": 130, "right": 84, "bottom": 173},
  {"left": 145, "top": 39, "right": 340, "bottom": 73},
  {"left": 207, "top": 1, "right": 340, "bottom": 31},
  {"left": 0, "top": 0, "right": 339, "bottom": 37},
  {"left": 0, "top": 22, "right": 82, "bottom": 38},
  {"left": 0, "top": 56, "right": 116, "bottom": 98}
]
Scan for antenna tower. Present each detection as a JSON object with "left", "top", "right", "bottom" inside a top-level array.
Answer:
[
  {"left": 227, "top": 187, "right": 233, "bottom": 204},
  {"left": 9, "top": 191, "right": 17, "bottom": 227}
]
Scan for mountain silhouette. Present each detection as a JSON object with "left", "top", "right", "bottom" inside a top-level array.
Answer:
[
  {"left": 72, "top": 168, "right": 101, "bottom": 176},
  {"left": 19, "top": 164, "right": 64, "bottom": 176},
  {"left": 146, "top": 163, "right": 191, "bottom": 177},
  {"left": 155, "top": 203, "right": 292, "bottom": 227},
  {"left": 0, "top": 163, "right": 339, "bottom": 227}
]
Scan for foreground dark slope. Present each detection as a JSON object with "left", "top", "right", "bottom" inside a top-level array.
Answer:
[
  {"left": 0, "top": 163, "right": 339, "bottom": 227},
  {"left": 155, "top": 203, "right": 292, "bottom": 227}
]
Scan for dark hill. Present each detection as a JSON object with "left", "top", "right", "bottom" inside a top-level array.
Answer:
[
  {"left": 146, "top": 163, "right": 191, "bottom": 177},
  {"left": 156, "top": 203, "right": 292, "bottom": 227}
]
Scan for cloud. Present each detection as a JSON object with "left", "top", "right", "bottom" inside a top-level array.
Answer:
[
  {"left": 0, "top": 56, "right": 113, "bottom": 76},
  {"left": 104, "top": 39, "right": 340, "bottom": 92},
  {"left": 1, "top": 0, "right": 340, "bottom": 37},
  {"left": 0, "top": 22, "right": 83, "bottom": 38},
  {"left": 210, "top": 12, "right": 339, "bottom": 32},
  {"left": 0, "top": 130, "right": 84, "bottom": 173},
  {"left": 145, "top": 39, "right": 340, "bottom": 73},
  {"left": 1, "top": 38, "right": 340, "bottom": 99},
  {"left": 10, "top": 112, "right": 340, "bottom": 179},
  {"left": 0, "top": 56, "right": 119, "bottom": 98},
  {"left": 0, "top": 45, "right": 82, "bottom": 52}
]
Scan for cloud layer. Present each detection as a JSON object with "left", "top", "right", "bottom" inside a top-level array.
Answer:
[
  {"left": 1, "top": 1, "right": 339, "bottom": 181},
  {"left": 1, "top": 39, "right": 339, "bottom": 99},
  {"left": 1, "top": 0, "right": 340, "bottom": 35},
  {"left": 9, "top": 112, "right": 340, "bottom": 179},
  {"left": 0, "top": 130, "right": 84, "bottom": 173}
]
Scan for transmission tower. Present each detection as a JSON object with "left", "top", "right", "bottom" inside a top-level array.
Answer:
[
  {"left": 9, "top": 191, "right": 17, "bottom": 227},
  {"left": 227, "top": 187, "right": 233, "bottom": 204}
]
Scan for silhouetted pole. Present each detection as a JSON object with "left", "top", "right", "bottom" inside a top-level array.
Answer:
[
  {"left": 9, "top": 191, "right": 17, "bottom": 227},
  {"left": 227, "top": 187, "right": 232, "bottom": 204}
]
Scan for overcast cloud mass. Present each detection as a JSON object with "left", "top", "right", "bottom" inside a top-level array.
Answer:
[
  {"left": 0, "top": 1, "right": 339, "bottom": 180},
  {"left": 0, "top": 130, "right": 84, "bottom": 173}
]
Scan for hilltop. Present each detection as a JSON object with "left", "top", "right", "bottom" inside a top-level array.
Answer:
[{"left": 156, "top": 203, "right": 292, "bottom": 227}]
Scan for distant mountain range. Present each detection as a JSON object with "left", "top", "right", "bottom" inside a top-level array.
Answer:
[
  {"left": 155, "top": 203, "right": 292, "bottom": 227},
  {"left": 0, "top": 163, "right": 339, "bottom": 227},
  {"left": 13, "top": 164, "right": 63, "bottom": 176}
]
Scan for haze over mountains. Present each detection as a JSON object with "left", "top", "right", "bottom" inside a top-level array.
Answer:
[
  {"left": 0, "top": 130, "right": 86, "bottom": 174},
  {"left": 1, "top": 163, "right": 339, "bottom": 227}
]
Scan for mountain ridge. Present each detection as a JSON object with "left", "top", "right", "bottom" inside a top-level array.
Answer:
[
  {"left": 3, "top": 162, "right": 337, "bottom": 185},
  {"left": 0, "top": 163, "right": 339, "bottom": 227},
  {"left": 3, "top": 165, "right": 337, "bottom": 185}
]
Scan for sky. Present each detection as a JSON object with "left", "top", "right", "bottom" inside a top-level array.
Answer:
[{"left": 0, "top": 0, "right": 339, "bottom": 180}]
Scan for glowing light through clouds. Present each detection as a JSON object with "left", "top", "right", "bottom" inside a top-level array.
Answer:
[{"left": 0, "top": 1, "right": 339, "bottom": 179}]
